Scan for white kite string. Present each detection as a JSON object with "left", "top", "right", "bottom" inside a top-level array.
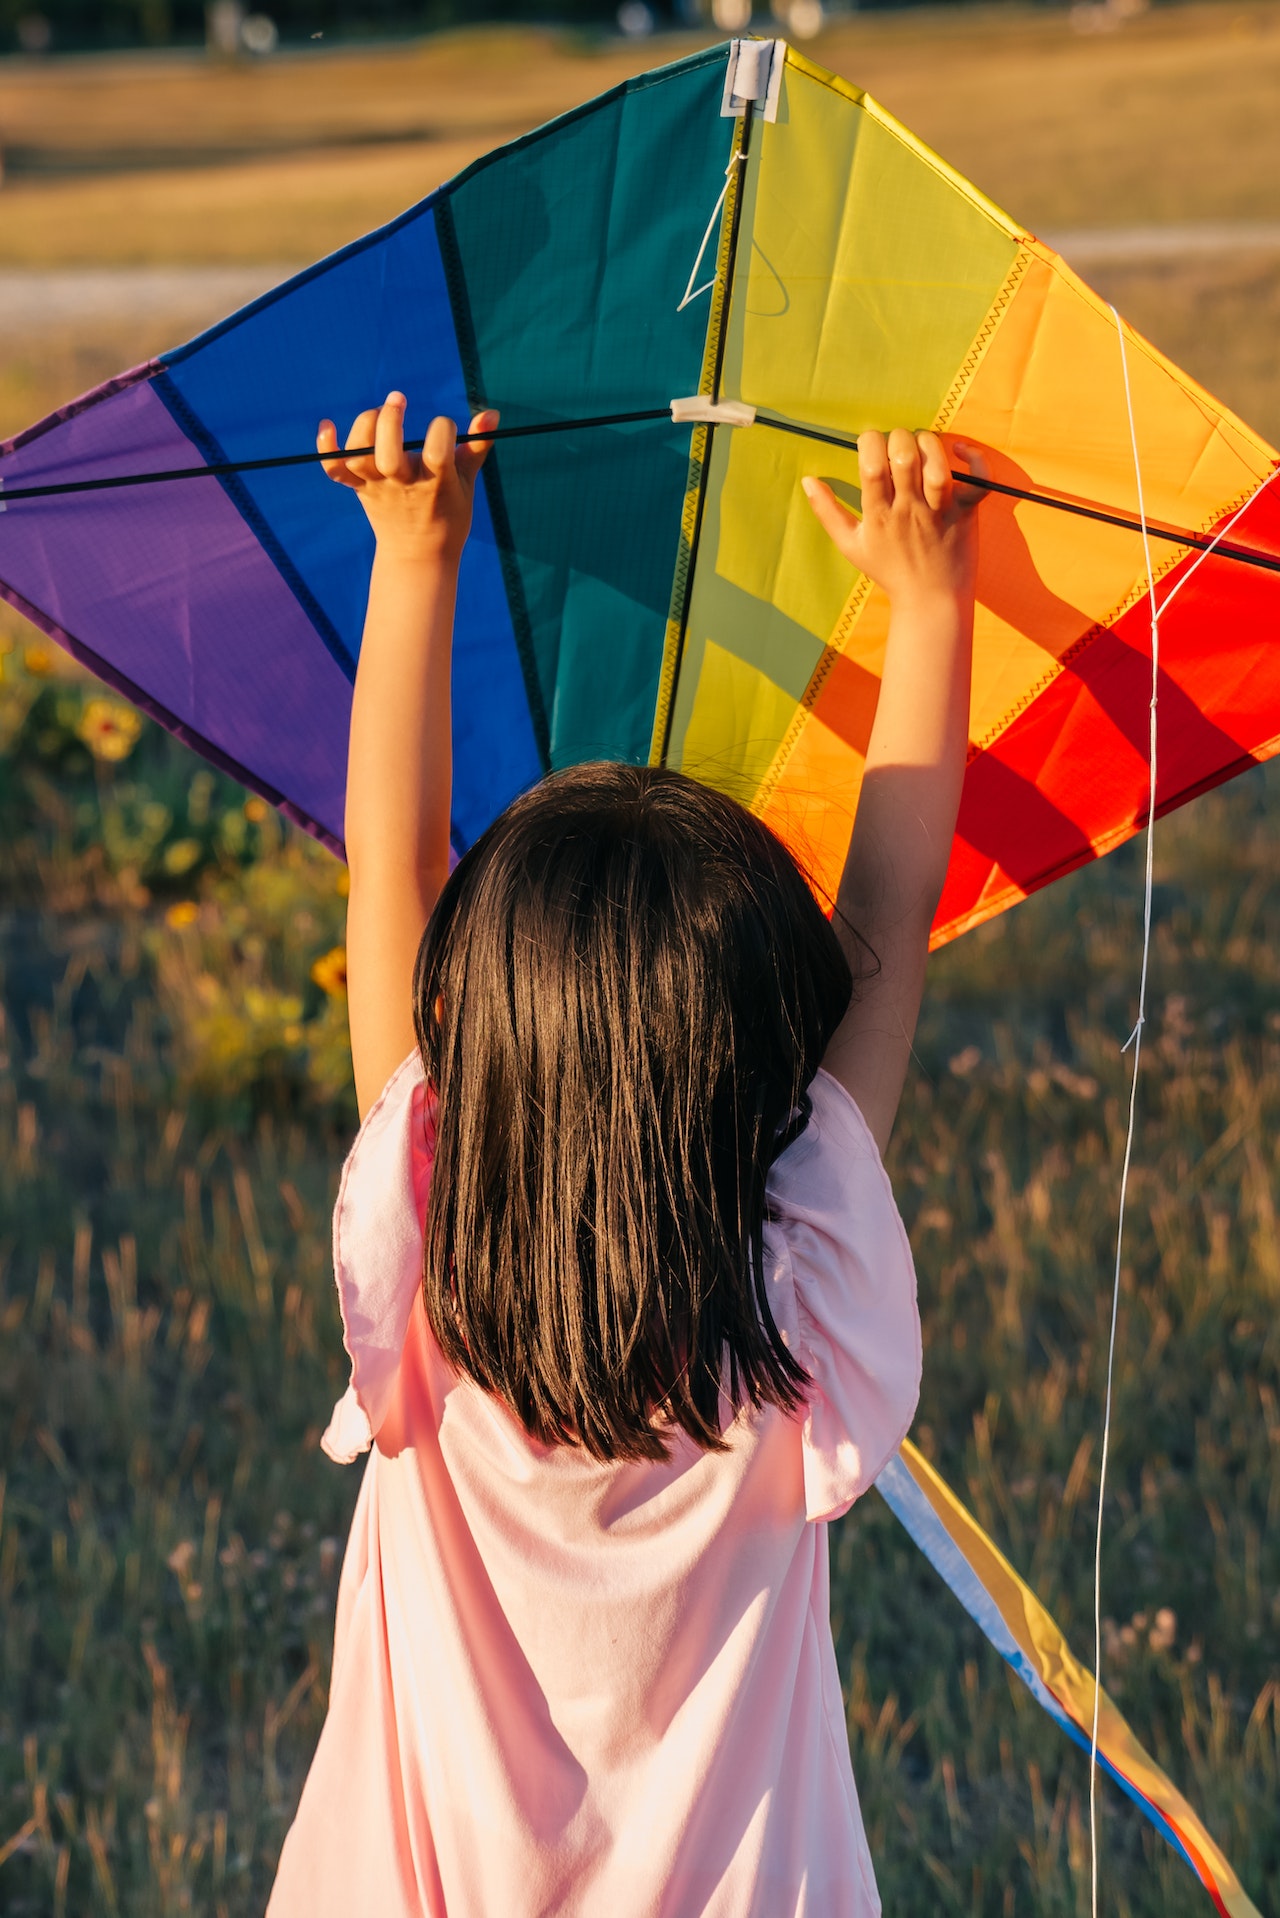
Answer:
[
  {"left": 1086, "top": 323, "right": 1280, "bottom": 1911},
  {"left": 1155, "top": 459, "right": 1280, "bottom": 622},
  {"left": 677, "top": 148, "right": 746, "bottom": 312},
  {"left": 1090, "top": 306, "right": 1160, "bottom": 1918}
]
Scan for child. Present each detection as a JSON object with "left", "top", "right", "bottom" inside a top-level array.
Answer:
[{"left": 267, "top": 396, "right": 981, "bottom": 1916}]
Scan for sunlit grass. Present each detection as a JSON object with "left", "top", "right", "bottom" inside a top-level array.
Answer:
[
  {"left": 0, "top": 636, "right": 1276, "bottom": 1916},
  {"left": 0, "top": 14, "right": 1278, "bottom": 1907},
  {"left": 4, "top": 4, "right": 1280, "bottom": 266}
]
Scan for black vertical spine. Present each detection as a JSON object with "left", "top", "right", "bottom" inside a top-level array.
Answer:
[{"left": 658, "top": 96, "right": 756, "bottom": 766}]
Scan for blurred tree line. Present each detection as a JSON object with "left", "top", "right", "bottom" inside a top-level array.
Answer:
[{"left": 3, "top": 0, "right": 717, "bottom": 57}]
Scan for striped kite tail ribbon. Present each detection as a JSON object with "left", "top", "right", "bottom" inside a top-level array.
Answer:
[{"left": 875, "top": 1439, "right": 1260, "bottom": 1918}]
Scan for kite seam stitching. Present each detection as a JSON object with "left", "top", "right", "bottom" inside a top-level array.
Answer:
[
  {"left": 925, "top": 728, "right": 1280, "bottom": 949},
  {"left": 964, "top": 458, "right": 1278, "bottom": 761},
  {"left": 934, "top": 247, "right": 1035, "bottom": 434},
  {"left": 1156, "top": 463, "right": 1280, "bottom": 623},
  {"left": 652, "top": 425, "right": 711, "bottom": 765},
  {"left": 750, "top": 246, "right": 1035, "bottom": 819},
  {"left": 963, "top": 621, "right": 1105, "bottom": 763},
  {"left": 748, "top": 576, "right": 874, "bottom": 818},
  {"left": 1028, "top": 237, "right": 1278, "bottom": 473},
  {"left": 964, "top": 548, "right": 1178, "bottom": 758},
  {"left": 654, "top": 100, "right": 753, "bottom": 766},
  {"left": 432, "top": 198, "right": 552, "bottom": 773}
]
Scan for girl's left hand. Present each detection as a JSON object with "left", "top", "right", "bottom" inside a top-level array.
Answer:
[
  {"left": 803, "top": 429, "right": 983, "bottom": 609},
  {"left": 317, "top": 393, "right": 499, "bottom": 565}
]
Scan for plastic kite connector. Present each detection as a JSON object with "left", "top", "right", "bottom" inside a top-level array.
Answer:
[
  {"left": 670, "top": 396, "right": 757, "bottom": 428},
  {"left": 721, "top": 38, "right": 783, "bottom": 121}
]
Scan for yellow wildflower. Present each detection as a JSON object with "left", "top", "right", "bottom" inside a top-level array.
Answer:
[
  {"left": 310, "top": 946, "right": 348, "bottom": 998},
  {"left": 22, "top": 643, "right": 54, "bottom": 677},
  {"left": 165, "top": 901, "right": 199, "bottom": 930},
  {"left": 162, "top": 838, "right": 202, "bottom": 875},
  {"left": 244, "top": 796, "right": 269, "bottom": 823},
  {"left": 77, "top": 696, "right": 142, "bottom": 763}
]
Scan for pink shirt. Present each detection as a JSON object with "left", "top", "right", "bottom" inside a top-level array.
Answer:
[{"left": 269, "top": 1056, "right": 920, "bottom": 1918}]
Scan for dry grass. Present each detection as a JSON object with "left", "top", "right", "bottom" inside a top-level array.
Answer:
[
  {"left": 0, "top": 13, "right": 1277, "bottom": 1914},
  {"left": 1083, "top": 249, "right": 1280, "bottom": 446},
  {"left": 827, "top": 0, "right": 1280, "bottom": 230},
  {"left": 0, "top": 656, "right": 1275, "bottom": 1916},
  {"left": 0, "top": 26, "right": 692, "bottom": 266},
  {"left": 0, "top": 137, "right": 510, "bottom": 269},
  {"left": 3, "top": 5, "right": 1280, "bottom": 265},
  {"left": 0, "top": 25, "right": 682, "bottom": 164}
]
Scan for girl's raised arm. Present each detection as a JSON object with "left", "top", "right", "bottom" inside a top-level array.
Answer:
[
  {"left": 317, "top": 395, "right": 496, "bottom": 1119},
  {"left": 803, "top": 428, "right": 984, "bottom": 1155}
]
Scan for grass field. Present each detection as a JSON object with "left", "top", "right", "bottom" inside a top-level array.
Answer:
[
  {"left": 5, "top": 2, "right": 1280, "bottom": 263},
  {"left": 0, "top": 8, "right": 1278, "bottom": 1914}
]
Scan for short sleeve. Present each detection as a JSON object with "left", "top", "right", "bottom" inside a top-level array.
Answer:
[
  {"left": 764, "top": 1068, "right": 921, "bottom": 1523},
  {"left": 321, "top": 1050, "right": 435, "bottom": 1464}
]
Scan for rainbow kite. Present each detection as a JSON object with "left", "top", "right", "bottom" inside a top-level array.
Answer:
[{"left": 1, "top": 37, "right": 1270, "bottom": 1910}]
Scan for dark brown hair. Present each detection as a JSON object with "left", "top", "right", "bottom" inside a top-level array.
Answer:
[{"left": 413, "top": 763, "right": 854, "bottom": 1462}]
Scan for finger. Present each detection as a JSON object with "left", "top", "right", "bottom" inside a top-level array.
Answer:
[
  {"left": 801, "top": 475, "right": 862, "bottom": 564},
  {"left": 886, "top": 426, "right": 922, "bottom": 504},
  {"left": 917, "top": 431, "right": 952, "bottom": 514},
  {"left": 856, "top": 431, "right": 892, "bottom": 516},
  {"left": 344, "top": 407, "right": 382, "bottom": 485},
  {"left": 457, "top": 407, "right": 499, "bottom": 485},
  {"left": 423, "top": 413, "right": 459, "bottom": 482},
  {"left": 950, "top": 439, "right": 990, "bottom": 509},
  {"left": 317, "top": 418, "right": 363, "bottom": 490},
  {"left": 375, "top": 391, "right": 415, "bottom": 483}
]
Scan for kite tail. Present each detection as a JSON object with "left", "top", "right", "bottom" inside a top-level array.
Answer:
[{"left": 874, "top": 1441, "right": 1260, "bottom": 1918}]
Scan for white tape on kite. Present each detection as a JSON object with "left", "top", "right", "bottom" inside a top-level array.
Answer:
[
  {"left": 721, "top": 38, "right": 783, "bottom": 121},
  {"left": 669, "top": 396, "right": 757, "bottom": 427}
]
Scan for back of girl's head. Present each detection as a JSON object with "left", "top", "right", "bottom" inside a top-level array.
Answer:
[{"left": 413, "top": 762, "right": 854, "bottom": 1463}]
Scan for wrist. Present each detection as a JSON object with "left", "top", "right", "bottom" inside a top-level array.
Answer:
[
  {"left": 886, "top": 579, "right": 972, "bottom": 621},
  {"left": 372, "top": 535, "right": 464, "bottom": 574}
]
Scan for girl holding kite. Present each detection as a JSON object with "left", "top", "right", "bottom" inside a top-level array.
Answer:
[{"left": 267, "top": 392, "right": 983, "bottom": 1917}]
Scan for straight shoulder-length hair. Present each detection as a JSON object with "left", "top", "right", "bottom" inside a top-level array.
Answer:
[{"left": 413, "top": 762, "right": 855, "bottom": 1463}]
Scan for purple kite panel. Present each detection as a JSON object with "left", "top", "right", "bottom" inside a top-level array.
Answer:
[{"left": 0, "top": 374, "right": 352, "bottom": 847}]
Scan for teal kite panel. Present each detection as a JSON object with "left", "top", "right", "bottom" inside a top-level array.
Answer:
[{"left": 439, "top": 47, "right": 733, "bottom": 770}]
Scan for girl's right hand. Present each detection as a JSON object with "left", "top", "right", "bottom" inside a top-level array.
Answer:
[
  {"left": 317, "top": 393, "right": 498, "bottom": 567},
  {"left": 802, "top": 428, "right": 984, "bottom": 607}
]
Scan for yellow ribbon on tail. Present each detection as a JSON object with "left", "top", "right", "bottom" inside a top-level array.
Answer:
[{"left": 875, "top": 1440, "right": 1259, "bottom": 1917}]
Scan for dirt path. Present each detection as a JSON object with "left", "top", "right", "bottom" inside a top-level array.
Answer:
[
  {"left": 0, "top": 264, "right": 291, "bottom": 337},
  {"left": 1046, "top": 222, "right": 1280, "bottom": 262},
  {"left": 4, "top": 226, "right": 1280, "bottom": 340}
]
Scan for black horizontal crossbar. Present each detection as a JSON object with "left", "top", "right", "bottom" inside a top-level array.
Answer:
[
  {"left": 0, "top": 409, "right": 673, "bottom": 504},
  {"left": 751, "top": 413, "right": 1280, "bottom": 580},
  {"left": 4, "top": 402, "right": 1278, "bottom": 581}
]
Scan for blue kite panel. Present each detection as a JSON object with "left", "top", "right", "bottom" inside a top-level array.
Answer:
[{"left": 158, "top": 205, "right": 543, "bottom": 848}]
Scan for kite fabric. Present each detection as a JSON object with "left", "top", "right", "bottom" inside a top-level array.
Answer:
[
  {"left": 1, "top": 36, "right": 1269, "bottom": 1910},
  {"left": 875, "top": 1444, "right": 1262, "bottom": 1918},
  {"left": 6, "top": 38, "right": 1280, "bottom": 915}
]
